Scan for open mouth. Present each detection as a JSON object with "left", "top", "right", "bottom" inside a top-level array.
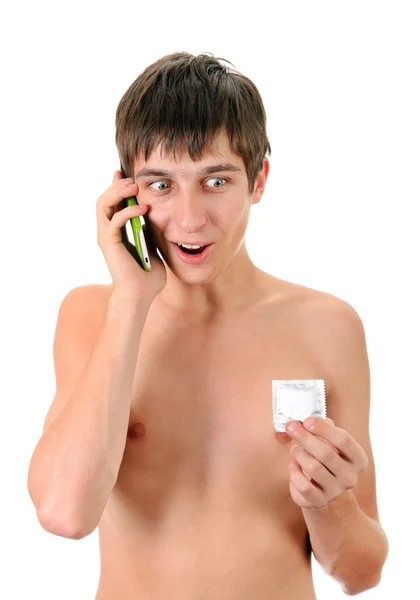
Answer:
[
  {"left": 171, "top": 242, "right": 214, "bottom": 263},
  {"left": 178, "top": 245, "right": 208, "bottom": 255}
]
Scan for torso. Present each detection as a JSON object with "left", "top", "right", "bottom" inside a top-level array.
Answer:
[{"left": 93, "top": 273, "right": 332, "bottom": 599}]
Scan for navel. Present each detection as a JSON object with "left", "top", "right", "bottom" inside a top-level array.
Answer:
[{"left": 127, "top": 421, "right": 146, "bottom": 440}]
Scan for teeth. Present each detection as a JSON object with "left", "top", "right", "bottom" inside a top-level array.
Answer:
[{"left": 178, "top": 243, "right": 204, "bottom": 249}]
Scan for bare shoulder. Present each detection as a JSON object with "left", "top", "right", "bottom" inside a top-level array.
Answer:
[
  {"left": 62, "top": 282, "right": 112, "bottom": 313},
  {"left": 276, "top": 280, "right": 368, "bottom": 383},
  {"left": 269, "top": 278, "right": 365, "bottom": 353},
  {"left": 275, "top": 278, "right": 360, "bottom": 321},
  {"left": 58, "top": 283, "right": 113, "bottom": 341}
]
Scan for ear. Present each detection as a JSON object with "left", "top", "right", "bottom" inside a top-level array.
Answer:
[{"left": 251, "top": 157, "right": 270, "bottom": 205}]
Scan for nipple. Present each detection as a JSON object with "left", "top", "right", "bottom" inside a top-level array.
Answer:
[{"left": 127, "top": 421, "right": 146, "bottom": 440}]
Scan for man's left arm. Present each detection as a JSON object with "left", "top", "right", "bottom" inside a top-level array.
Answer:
[{"left": 285, "top": 297, "right": 389, "bottom": 595}]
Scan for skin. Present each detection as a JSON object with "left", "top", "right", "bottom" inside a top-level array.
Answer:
[
  {"left": 286, "top": 416, "right": 368, "bottom": 510},
  {"left": 131, "top": 129, "right": 270, "bottom": 319},
  {"left": 87, "top": 131, "right": 384, "bottom": 597}
]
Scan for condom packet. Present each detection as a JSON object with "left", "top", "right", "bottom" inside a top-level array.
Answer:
[{"left": 272, "top": 379, "right": 326, "bottom": 432}]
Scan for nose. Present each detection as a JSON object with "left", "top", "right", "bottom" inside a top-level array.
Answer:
[{"left": 173, "top": 192, "right": 207, "bottom": 232}]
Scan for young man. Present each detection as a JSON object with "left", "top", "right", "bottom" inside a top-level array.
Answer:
[{"left": 27, "top": 52, "right": 388, "bottom": 598}]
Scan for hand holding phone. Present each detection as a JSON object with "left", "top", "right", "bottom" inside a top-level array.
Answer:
[{"left": 95, "top": 170, "right": 167, "bottom": 300}]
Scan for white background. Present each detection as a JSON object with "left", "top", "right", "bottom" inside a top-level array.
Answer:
[{"left": 1, "top": 0, "right": 418, "bottom": 597}]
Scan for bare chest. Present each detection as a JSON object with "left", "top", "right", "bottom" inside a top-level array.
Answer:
[{"left": 116, "top": 301, "right": 327, "bottom": 516}]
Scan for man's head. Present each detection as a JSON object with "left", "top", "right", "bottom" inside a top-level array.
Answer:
[
  {"left": 114, "top": 52, "right": 271, "bottom": 314},
  {"left": 115, "top": 51, "right": 271, "bottom": 195}
]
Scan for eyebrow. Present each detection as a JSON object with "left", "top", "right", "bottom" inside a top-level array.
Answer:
[{"left": 135, "top": 162, "right": 242, "bottom": 180}]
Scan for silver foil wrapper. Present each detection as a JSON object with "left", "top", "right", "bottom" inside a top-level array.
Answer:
[{"left": 272, "top": 379, "right": 326, "bottom": 432}]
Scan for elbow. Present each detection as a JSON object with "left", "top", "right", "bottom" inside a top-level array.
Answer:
[
  {"left": 340, "top": 528, "right": 389, "bottom": 596},
  {"left": 344, "top": 578, "right": 381, "bottom": 596},
  {"left": 37, "top": 506, "right": 94, "bottom": 540},
  {"left": 342, "top": 568, "right": 384, "bottom": 596}
]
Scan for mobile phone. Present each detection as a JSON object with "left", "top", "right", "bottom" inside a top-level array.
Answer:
[{"left": 120, "top": 166, "right": 152, "bottom": 272}]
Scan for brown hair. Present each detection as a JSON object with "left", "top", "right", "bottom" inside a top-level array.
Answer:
[{"left": 115, "top": 51, "right": 271, "bottom": 195}]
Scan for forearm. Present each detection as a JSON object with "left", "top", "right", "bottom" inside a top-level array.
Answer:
[
  {"left": 302, "top": 490, "right": 389, "bottom": 595},
  {"left": 29, "top": 293, "right": 152, "bottom": 537}
]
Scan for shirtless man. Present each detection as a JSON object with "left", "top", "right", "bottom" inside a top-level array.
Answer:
[{"left": 27, "top": 52, "right": 388, "bottom": 598}]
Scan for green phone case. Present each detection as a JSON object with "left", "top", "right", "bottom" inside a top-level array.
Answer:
[{"left": 124, "top": 196, "right": 152, "bottom": 272}]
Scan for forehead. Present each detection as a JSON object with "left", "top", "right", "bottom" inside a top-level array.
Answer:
[{"left": 134, "top": 129, "right": 242, "bottom": 169}]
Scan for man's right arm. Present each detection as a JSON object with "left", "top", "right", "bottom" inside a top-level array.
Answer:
[{"left": 27, "top": 285, "right": 153, "bottom": 539}]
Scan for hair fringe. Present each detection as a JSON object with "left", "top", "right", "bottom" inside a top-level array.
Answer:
[{"left": 115, "top": 52, "right": 271, "bottom": 194}]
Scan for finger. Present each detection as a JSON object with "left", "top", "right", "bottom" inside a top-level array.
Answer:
[
  {"left": 97, "top": 179, "right": 139, "bottom": 221},
  {"left": 320, "top": 419, "right": 338, "bottom": 450},
  {"left": 288, "top": 427, "right": 344, "bottom": 476},
  {"left": 288, "top": 462, "right": 325, "bottom": 507},
  {"left": 113, "top": 170, "right": 123, "bottom": 183},
  {"left": 290, "top": 444, "right": 337, "bottom": 490},
  {"left": 303, "top": 418, "right": 365, "bottom": 465},
  {"left": 110, "top": 203, "right": 147, "bottom": 229}
]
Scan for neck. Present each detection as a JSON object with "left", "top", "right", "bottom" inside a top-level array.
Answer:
[{"left": 153, "top": 241, "right": 269, "bottom": 321}]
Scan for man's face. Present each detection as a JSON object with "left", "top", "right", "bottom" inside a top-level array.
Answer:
[{"left": 132, "top": 129, "right": 268, "bottom": 277}]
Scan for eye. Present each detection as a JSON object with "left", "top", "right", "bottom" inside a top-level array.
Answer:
[
  {"left": 147, "top": 180, "right": 170, "bottom": 191},
  {"left": 146, "top": 177, "right": 228, "bottom": 192},
  {"left": 205, "top": 177, "right": 227, "bottom": 188}
]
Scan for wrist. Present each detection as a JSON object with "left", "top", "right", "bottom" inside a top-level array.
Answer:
[{"left": 108, "top": 290, "right": 153, "bottom": 315}]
